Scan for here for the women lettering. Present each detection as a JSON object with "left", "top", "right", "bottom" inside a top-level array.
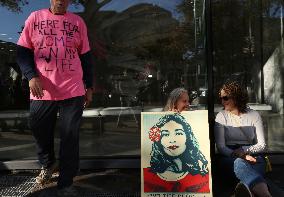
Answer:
[
  {"left": 33, "top": 20, "right": 60, "bottom": 30},
  {"left": 33, "top": 19, "right": 80, "bottom": 72}
]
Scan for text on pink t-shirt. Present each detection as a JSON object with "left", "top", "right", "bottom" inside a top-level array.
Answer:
[{"left": 17, "top": 9, "right": 90, "bottom": 100}]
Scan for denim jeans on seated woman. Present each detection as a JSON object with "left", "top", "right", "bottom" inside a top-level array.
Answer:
[
  {"left": 217, "top": 154, "right": 266, "bottom": 188},
  {"left": 234, "top": 156, "right": 266, "bottom": 189}
]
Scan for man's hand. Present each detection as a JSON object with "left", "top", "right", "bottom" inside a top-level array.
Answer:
[
  {"left": 84, "top": 88, "right": 93, "bottom": 108},
  {"left": 29, "top": 77, "right": 44, "bottom": 99}
]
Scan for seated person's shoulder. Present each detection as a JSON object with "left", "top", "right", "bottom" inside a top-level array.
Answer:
[{"left": 215, "top": 110, "right": 227, "bottom": 122}]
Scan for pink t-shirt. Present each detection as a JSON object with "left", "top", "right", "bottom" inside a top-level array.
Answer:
[{"left": 17, "top": 9, "right": 90, "bottom": 100}]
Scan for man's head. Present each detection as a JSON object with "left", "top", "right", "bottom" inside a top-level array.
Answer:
[{"left": 50, "top": 0, "right": 70, "bottom": 14}]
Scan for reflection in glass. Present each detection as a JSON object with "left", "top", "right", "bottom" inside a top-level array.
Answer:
[
  {"left": 212, "top": 0, "right": 284, "bottom": 152},
  {"left": 0, "top": 0, "right": 207, "bottom": 159},
  {"left": 76, "top": 0, "right": 207, "bottom": 109}
]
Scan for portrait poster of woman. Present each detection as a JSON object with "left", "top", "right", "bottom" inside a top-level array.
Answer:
[{"left": 141, "top": 111, "right": 212, "bottom": 197}]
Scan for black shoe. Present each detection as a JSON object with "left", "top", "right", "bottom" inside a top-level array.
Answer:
[{"left": 234, "top": 182, "right": 253, "bottom": 197}]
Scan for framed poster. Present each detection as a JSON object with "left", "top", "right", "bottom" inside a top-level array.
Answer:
[{"left": 141, "top": 111, "right": 212, "bottom": 197}]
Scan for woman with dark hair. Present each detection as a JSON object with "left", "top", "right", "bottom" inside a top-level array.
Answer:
[
  {"left": 215, "top": 81, "right": 272, "bottom": 197},
  {"left": 143, "top": 113, "right": 210, "bottom": 192}
]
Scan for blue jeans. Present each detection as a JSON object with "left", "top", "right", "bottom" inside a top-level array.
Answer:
[
  {"left": 234, "top": 156, "right": 266, "bottom": 188},
  {"left": 218, "top": 155, "right": 266, "bottom": 189}
]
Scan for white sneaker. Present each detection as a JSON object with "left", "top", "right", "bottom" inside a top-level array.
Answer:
[
  {"left": 36, "top": 162, "right": 58, "bottom": 184},
  {"left": 57, "top": 185, "right": 78, "bottom": 197}
]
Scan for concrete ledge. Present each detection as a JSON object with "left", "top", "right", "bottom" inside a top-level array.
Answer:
[
  {"left": 143, "top": 107, "right": 163, "bottom": 112},
  {"left": 0, "top": 160, "right": 40, "bottom": 170},
  {"left": 247, "top": 103, "right": 272, "bottom": 111},
  {"left": 0, "top": 111, "right": 29, "bottom": 119},
  {"left": 214, "top": 103, "right": 272, "bottom": 113},
  {"left": 99, "top": 107, "right": 141, "bottom": 115},
  {"left": 0, "top": 157, "right": 140, "bottom": 170},
  {"left": 83, "top": 108, "right": 104, "bottom": 117}
]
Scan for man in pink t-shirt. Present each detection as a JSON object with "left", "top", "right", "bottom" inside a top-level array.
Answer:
[{"left": 16, "top": 0, "right": 93, "bottom": 195}]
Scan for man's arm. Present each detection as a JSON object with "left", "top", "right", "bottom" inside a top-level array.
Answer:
[
  {"left": 17, "top": 45, "right": 43, "bottom": 99},
  {"left": 16, "top": 45, "right": 38, "bottom": 81},
  {"left": 80, "top": 51, "right": 94, "bottom": 107},
  {"left": 79, "top": 51, "right": 94, "bottom": 89}
]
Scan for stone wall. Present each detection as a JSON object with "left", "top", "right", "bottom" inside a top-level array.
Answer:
[{"left": 263, "top": 40, "right": 284, "bottom": 114}]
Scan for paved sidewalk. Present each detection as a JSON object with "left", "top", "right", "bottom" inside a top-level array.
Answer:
[
  {"left": 0, "top": 169, "right": 140, "bottom": 197},
  {"left": 1, "top": 165, "right": 284, "bottom": 197}
]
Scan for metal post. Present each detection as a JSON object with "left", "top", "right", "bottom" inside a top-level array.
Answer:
[
  {"left": 259, "top": 0, "right": 264, "bottom": 103},
  {"left": 205, "top": 0, "right": 216, "bottom": 194}
]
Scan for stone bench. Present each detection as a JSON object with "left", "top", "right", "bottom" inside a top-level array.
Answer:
[{"left": 0, "top": 109, "right": 105, "bottom": 134}]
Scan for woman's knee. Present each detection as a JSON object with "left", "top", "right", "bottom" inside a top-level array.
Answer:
[{"left": 233, "top": 158, "right": 248, "bottom": 175}]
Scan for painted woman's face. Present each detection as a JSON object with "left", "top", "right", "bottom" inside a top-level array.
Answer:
[
  {"left": 220, "top": 89, "right": 236, "bottom": 111},
  {"left": 160, "top": 120, "right": 186, "bottom": 157},
  {"left": 175, "top": 92, "right": 190, "bottom": 112}
]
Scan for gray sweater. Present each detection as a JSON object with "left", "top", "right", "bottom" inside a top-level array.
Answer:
[{"left": 214, "top": 109, "right": 267, "bottom": 157}]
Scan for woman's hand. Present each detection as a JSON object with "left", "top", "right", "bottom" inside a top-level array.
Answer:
[
  {"left": 231, "top": 148, "right": 257, "bottom": 163},
  {"left": 231, "top": 148, "right": 246, "bottom": 158},
  {"left": 244, "top": 155, "right": 257, "bottom": 163}
]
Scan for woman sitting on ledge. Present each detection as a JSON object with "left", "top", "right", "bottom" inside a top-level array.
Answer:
[
  {"left": 163, "top": 87, "right": 189, "bottom": 112},
  {"left": 214, "top": 81, "right": 272, "bottom": 197}
]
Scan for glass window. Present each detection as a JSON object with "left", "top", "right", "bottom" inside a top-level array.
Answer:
[
  {"left": 212, "top": 0, "right": 284, "bottom": 152},
  {"left": 0, "top": 0, "right": 207, "bottom": 160}
]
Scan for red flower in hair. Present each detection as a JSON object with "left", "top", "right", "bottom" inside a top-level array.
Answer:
[{"left": 149, "top": 126, "right": 161, "bottom": 142}]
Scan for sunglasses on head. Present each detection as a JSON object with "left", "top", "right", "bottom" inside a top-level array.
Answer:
[{"left": 220, "top": 96, "right": 230, "bottom": 101}]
